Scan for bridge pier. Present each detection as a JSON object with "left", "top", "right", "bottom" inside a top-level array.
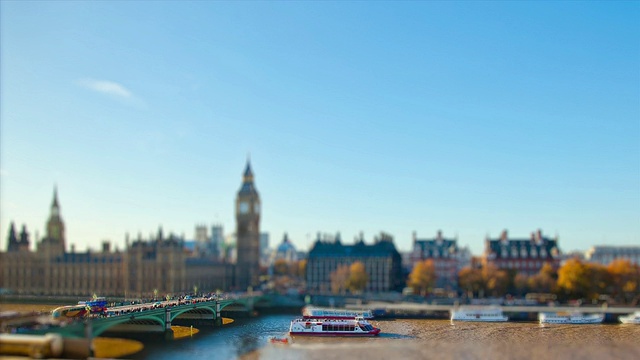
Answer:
[
  {"left": 83, "top": 320, "right": 94, "bottom": 358},
  {"left": 215, "top": 301, "right": 222, "bottom": 326},
  {"left": 164, "top": 306, "right": 174, "bottom": 339}
]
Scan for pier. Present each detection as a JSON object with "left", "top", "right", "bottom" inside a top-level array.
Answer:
[{"left": 346, "top": 301, "right": 640, "bottom": 319}]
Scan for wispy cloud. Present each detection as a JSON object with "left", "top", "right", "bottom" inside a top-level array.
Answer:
[{"left": 77, "top": 78, "right": 133, "bottom": 99}]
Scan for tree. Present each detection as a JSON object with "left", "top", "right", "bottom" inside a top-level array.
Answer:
[
  {"left": 607, "top": 259, "right": 640, "bottom": 304},
  {"left": 528, "top": 263, "right": 557, "bottom": 294},
  {"left": 407, "top": 259, "right": 436, "bottom": 296},
  {"left": 274, "top": 259, "right": 289, "bottom": 276},
  {"left": 587, "top": 263, "right": 610, "bottom": 301},
  {"left": 514, "top": 273, "right": 529, "bottom": 296},
  {"left": 482, "top": 263, "right": 508, "bottom": 297},
  {"left": 346, "top": 261, "right": 369, "bottom": 293},
  {"left": 458, "top": 267, "right": 483, "bottom": 298},
  {"left": 297, "top": 259, "right": 308, "bottom": 279},
  {"left": 557, "top": 258, "right": 591, "bottom": 300},
  {"left": 330, "top": 264, "right": 350, "bottom": 294}
]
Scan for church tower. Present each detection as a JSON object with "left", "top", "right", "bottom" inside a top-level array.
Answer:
[
  {"left": 235, "top": 160, "right": 261, "bottom": 290},
  {"left": 6, "top": 222, "right": 19, "bottom": 252},
  {"left": 39, "top": 186, "right": 66, "bottom": 256}
]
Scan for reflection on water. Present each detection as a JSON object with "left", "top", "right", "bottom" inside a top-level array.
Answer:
[
  {"left": 131, "top": 315, "right": 640, "bottom": 360},
  {"left": 130, "top": 314, "right": 296, "bottom": 359}
]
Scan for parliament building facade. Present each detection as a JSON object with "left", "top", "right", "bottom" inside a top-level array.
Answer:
[{"left": 0, "top": 162, "right": 258, "bottom": 298}]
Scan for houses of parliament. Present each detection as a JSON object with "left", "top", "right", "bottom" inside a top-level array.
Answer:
[{"left": 0, "top": 161, "right": 261, "bottom": 298}]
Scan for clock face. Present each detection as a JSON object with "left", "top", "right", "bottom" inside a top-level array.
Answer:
[
  {"left": 239, "top": 201, "right": 249, "bottom": 214},
  {"left": 254, "top": 203, "right": 260, "bottom": 214}
]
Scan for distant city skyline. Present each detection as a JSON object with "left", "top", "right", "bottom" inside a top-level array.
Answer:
[{"left": 1, "top": 2, "right": 638, "bottom": 256}]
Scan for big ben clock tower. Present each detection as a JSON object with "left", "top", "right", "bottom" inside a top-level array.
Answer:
[{"left": 235, "top": 160, "right": 261, "bottom": 290}]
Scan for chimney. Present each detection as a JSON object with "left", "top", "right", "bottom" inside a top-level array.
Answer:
[
  {"left": 102, "top": 241, "right": 111, "bottom": 253},
  {"left": 500, "top": 229, "right": 508, "bottom": 242}
]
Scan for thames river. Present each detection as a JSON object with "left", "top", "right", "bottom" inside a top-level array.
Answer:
[{"left": 131, "top": 314, "right": 640, "bottom": 360}]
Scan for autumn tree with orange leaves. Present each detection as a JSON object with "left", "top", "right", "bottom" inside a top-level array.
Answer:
[
  {"left": 457, "top": 263, "right": 508, "bottom": 298},
  {"left": 607, "top": 259, "right": 640, "bottom": 304},
  {"left": 330, "top": 264, "right": 350, "bottom": 294},
  {"left": 556, "top": 258, "right": 640, "bottom": 303},
  {"left": 527, "top": 263, "right": 557, "bottom": 294},
  {"left": 346, "top": 261, "right": 369, "bottom": 293},
  {"left": 458, "top": 266, "right": 484, "bottom": 297},
  {"left": 408, "top": 259, "right": 436, "bottom": 296}
]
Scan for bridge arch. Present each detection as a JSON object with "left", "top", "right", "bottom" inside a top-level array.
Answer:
[
  {"left": 92, "top": 313, "right": 166, "bottom": 337},
  {"left": 170, "top": 305, "right": 217, "bottom": 322}
]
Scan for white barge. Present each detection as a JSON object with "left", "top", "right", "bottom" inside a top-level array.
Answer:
[
  {"left": 450, "top": 306, "right": 508, "bottom": 322},
  {"left": 619, "top": 311, "right": 640, "bottom": 325},
  {"left": 538, "top": 312, "right": 604, "bottom": 324}
]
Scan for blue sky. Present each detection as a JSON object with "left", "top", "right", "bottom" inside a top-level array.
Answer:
[{"left": 1, "top": 1, "right": 638, "bottom": 256}]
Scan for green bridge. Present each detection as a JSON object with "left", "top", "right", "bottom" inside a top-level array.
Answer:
[{"left": 27, "top": 295, "right": 270, "bottom": 339}]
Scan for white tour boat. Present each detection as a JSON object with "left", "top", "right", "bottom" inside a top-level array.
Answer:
[
  {"left": 619, "top": 311, "right": 640, "bottom": 324},
  {"left": 450, "top": 306, "right": 508, "bottom": 322},
  {"left": 538, "top": 312, "right": 604, "bottom": 324},
  {"left": 302, "top": 306, "right": 374, "bottom": 320},
  {"left": 289, "top": 316, "right": 381, "bottom": 337}
]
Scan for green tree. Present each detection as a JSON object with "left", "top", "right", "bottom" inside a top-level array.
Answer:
[
  {"left": 346, "top": 261, "right": 369, "bottom": 293},
  {"left": 407, "top": 259, "right": 436, "bottom": 296}
]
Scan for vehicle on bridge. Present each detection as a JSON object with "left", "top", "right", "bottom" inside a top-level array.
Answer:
[
  {"left": 51, "top": 305, "right": 89, "bottom": 319},
  {"left": 78, "top": 297, "right": 108, "bottom": 314}
]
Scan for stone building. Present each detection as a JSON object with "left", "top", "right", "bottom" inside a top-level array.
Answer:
[
  {"left": 409, "top": 230, "right": 459, "bottom": 290},
  {"left": 482, "top": 229, "right": 561, "bottom": 276},
  {"left": 1, "top": 188, "right": 125, "bottom": 296},
  {"left": 0, "top": 187, "right": 236, "bottom": 298},
  {"left": 584, "top": 245, "right": 640, "bottom": 266},
  {"left": 306, "top": 232, "right": 404, "bottom": 293}
]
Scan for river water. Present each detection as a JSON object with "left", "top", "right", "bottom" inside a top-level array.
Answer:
[{"left": 130, "top": 314, "right": 640, "bottom": 360}]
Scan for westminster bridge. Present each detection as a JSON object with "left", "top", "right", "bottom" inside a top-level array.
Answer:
[{"left": 23, "top": 294, "right": 272, "bottom": 339}]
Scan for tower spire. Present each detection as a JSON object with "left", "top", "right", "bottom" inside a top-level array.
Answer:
[{"left": 52, "top": 185, "right": 59, "bottom": 208}]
